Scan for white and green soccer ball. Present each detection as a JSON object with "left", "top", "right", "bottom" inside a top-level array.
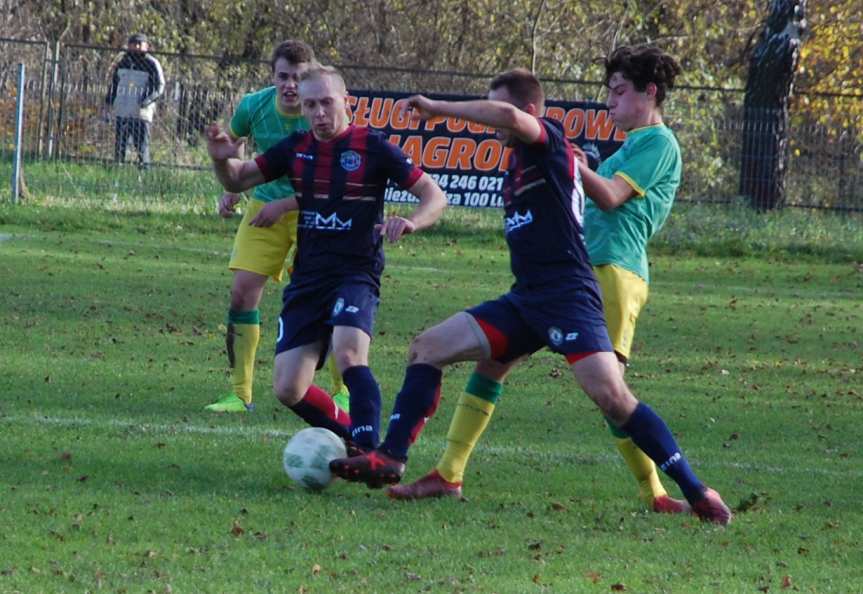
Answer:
[{"left": 282, "top": 427, "right": 347, "bottom": 491}]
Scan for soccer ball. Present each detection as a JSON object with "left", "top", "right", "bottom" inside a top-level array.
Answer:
[{"left": 282, "top": 427, "right": 347, "bottom": 491}]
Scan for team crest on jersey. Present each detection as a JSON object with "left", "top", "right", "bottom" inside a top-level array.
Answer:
[
  {"left": 332, "top": 298, "right": 345, "bottom": 317},
  {"left": 340, "top": 150, "right": 362, "bottom": 172},
  {"left": 548, "top": 326, "right": 563, "bottom": 346}
]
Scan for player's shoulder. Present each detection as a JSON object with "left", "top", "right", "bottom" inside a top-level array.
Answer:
[{"left": 239, "top": 86, "right": 277, "bottom": 110}]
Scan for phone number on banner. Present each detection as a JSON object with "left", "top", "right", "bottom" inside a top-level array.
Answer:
[{"left": 385, "top": 173, "right": 505, "bottom": 208}]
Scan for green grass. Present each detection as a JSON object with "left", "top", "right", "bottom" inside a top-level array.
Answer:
[{"left": 1, "top": 199, "right": 862, "bottom": 592}]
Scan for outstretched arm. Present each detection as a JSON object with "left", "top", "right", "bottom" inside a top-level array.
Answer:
[
  {"left": 577, "top": 159, "right": 636, "bottom": 211},
  {"left": 206, "top": 123, "right": 267, "bottom": 192},
  {"left": 377, "top": 173, "right": 447, "bottom": 242},
  {"left": 399, "top": 95, "right": 543, "bottom": 144}
]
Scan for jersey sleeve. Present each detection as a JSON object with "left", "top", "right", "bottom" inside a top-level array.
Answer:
[
  {"left": 377, "top": 135, "right": 424, "bottom": 189},
  {"left": 614, "top": 133, "right": 678, "bottom": 198},
  {"left": 229, "top": 95, "right": 252, "bottom": 139},
  {"left": 254, "top": 134, "right": 297, "bottom": 182},
  {"left": 523, "top": 117, "right": 566, "bottom": 154}
]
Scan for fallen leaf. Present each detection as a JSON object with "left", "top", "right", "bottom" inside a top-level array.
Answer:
[
  {"left": 311, "top": 564, "right": 320, "bottom": 576},
  {"left": 230, "top": 521, "right": 244, "bottom": 537},
  {"left": 782, "top": 576, "right": 792, "bottom": 589},
  {"left": 611, "top": 583, "right": 626, "bottom": 591}
]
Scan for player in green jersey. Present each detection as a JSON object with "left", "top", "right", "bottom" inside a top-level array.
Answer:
[{"left": 206, "top": 41, "right": 349, "bottom": 416}]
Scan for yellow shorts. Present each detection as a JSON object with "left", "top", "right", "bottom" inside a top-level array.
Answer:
[
  {"left": 593, "top": 264, "right": 649, "bottom": 361},
  {"left": 228, "top": 199, "right": 299, "bottom": 282}
]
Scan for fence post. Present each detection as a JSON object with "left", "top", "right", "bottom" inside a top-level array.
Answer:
[
  {"left": 12, "top": 63, "right": 26, "bottom": 204},
  {"left": 37, "top": 41, "right": 51, "bottom": 157},
  {"left": 44, "top": 40, "right": 61, "bottom": 159}
]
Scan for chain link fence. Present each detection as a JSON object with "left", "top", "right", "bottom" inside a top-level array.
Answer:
[{"left": 2, "top": 38, "right": 861, "bottom": 211}]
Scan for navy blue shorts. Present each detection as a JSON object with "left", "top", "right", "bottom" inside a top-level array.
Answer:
[
  {"left": 275, "top": 279, "right": 380, "bottom": 367},
  {"left": 466, "top": 283, "right": 613, "bottom": 364}
]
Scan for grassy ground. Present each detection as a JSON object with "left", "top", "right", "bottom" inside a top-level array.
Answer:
[{"left": 1, "top": 198, "right": 862, "bottom": 593}]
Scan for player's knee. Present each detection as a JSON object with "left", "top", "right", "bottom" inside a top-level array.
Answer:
[
  {"left": 586, "top": 381, "right": 635, "bottom": 424},
  {"left": 407, "top": 332, "right": 444, "bottom": 366},
  {"left": 273, "top": 378, "right": 304, "bottom": 407},
  {"left": 333, "top": 348, "right": 365, "bottom": 373}
]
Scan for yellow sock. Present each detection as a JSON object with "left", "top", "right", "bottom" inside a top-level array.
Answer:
[
  {"left": 615, "top": 437, "right": 668, "bottom": 505},
  {"left": 226, "top": 310, "right": 261, "bottom": 405},
  {"left": 328, "top": 355, "right": 345, "bottom": 394},
  {"left": 436, "top": 372, "right": 502, "bottom": 484},
  {"left": 437, "top": 394, "right": 495, "bottom": 483}
]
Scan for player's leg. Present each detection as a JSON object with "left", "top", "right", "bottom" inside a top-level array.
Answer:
[
  {"left": 334, "top": 296, "right": 544, "bottom": 488},
  {"left": 388, "top": 357, "right": 516, "bottom": 500},
  {"left": 330, "top": 325, "right": 379, "bottom": 450},
  {"left": 273, "top": 341, "right": 351, "bottom": 440},
  {"left": 206, "top": 206, "right": 297, "bottom": 412},
  {"left": 594, "top": 264, "right": 685, "bottom": 513},
  {"left": 571, "top": 353, "right": 732, "bottom": 524}
]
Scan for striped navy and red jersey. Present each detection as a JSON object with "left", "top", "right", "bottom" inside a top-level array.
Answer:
[
  {"left": 502, "top": 117, "right": 594, "bottom": 289},
  {"left": 255, "top": 125, "right": 423, "bottom": 286}
]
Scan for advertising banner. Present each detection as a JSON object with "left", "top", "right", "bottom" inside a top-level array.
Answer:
[{"left": 347, "top": 91, "right": 626, "bottom": 208}]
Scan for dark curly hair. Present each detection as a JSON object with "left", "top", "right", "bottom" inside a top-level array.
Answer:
[
  {"left": 270, "top": 40, "right": 317, "bottom": 71},
  {"left": 604, "top": 46, "right": 682, "bottom": 106}
]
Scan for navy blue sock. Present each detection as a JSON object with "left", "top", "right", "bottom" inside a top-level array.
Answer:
[
  {"left": 342, "top": 365, "right": 382, "bottom": 449},
  {"left": 380, "top": 363, "right": 442, "bottom": 461},
  {"left": 621, "top": 402, "right": 705, "bottom": 503}
]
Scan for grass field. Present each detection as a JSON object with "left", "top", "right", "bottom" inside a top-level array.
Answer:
[{"left": 1, "top": 199, "right": 862, "bottom": 593}]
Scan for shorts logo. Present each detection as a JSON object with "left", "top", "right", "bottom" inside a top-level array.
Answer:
[
  {"left": 340, "top": 150, "right": 362, "bottom": 172},
  {"left": 345, "top": 305, "right": 359, "bottom": 314},
  {"left": 332, "top": 298, "right": 345, "bottom": 317},
  {"left": 565, "top": 332, "right": 579, "bottom": 341},
  {"left": 548, "top": 326, "right": 563, "bottom": 346}
]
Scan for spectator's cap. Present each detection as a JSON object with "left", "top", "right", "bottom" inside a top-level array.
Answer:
[{"left": 128, "top": 33, "right": 149, "bottom": 44}]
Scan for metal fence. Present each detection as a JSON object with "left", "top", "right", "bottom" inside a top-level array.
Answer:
[{"left": 2, "top": 38, "right": 862, "bottom": 211}]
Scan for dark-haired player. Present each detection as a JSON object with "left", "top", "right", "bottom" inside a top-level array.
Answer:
[
  {"left": 330, "top": 67, "right": 732, "bottom": 524},
  {"left": 206, "top": 67, "right": 447, "bottom": 450},
  {"left": 391, "top": 46, "right": 695, "bottom": 516}
]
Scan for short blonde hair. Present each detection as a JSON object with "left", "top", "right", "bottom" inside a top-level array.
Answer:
[{"left": 299, "top": 66, "right": 347, "bottom": 94}]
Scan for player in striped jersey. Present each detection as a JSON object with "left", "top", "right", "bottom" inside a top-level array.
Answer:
[{"left": 206, "top": 66, "right": 447, "bottom": 450}]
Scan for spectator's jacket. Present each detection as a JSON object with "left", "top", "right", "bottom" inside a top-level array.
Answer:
[{"left": 105, "top": 52, "right": 165, "bottom": 122}]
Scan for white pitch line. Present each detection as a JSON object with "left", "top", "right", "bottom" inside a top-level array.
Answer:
[{"left": 2, "top": 413, "right": 860, "bottom": 479}]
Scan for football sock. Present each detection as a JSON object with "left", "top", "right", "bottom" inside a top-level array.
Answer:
[
  {"left": 621, "top": 402, "right": 705, "bottom": 503},
  {"left": 226, "top": 309, "right": 260, "bottom": 405},
  {"left": 342, "top": 365, "right": 382, "bottom": 449},
  {"left": 380, "top": 364, "right": 442, "bottom": 461},
  {"left": 328, "top": 355, "right": 346, "bottom": 395},
  {"left": 437, "top": 372, "right": 502, "bottom": 483},
  {"left": 289, "top": 384, "right": 351, "bottom": 440},
  {"left": 605, "top": 418, "right": 669, "bottom": 504}
]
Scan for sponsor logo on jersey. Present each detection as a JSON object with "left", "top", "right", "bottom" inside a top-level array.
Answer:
[
  {"left": 296, "top": 152, "right": 314, "bottom": 161},
  {"left": 301, "top": 211, "right": 353, "bottom": 231},
  {"left": 504, "top": 209, "right": 533, "bottom": 234}
]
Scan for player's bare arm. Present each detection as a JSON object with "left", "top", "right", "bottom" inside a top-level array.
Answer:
[
  {"left": 377, "top": 173, "right": 447, "bottom": 243},
  {"left": 217, "top": 133, "right": 246, "bottom": 217},
  {"left": 206, "top": 123, "right": 266, "bottom": 193},
  {"left": 249, "top": 196, "right": 300, "bottom": 228},
  {"left": 578, "top": 161, "right": 637, "bottom": 211},
  {"left": 399, "top": 95, "right": 543, "bottom": 144}
]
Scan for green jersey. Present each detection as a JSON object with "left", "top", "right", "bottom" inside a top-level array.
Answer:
[
  {"left": 229, "top": 86, "right": 309, "bottom": 202},
  {"left": 584, "top": 124, "right": 681, "bottom": 283}
]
